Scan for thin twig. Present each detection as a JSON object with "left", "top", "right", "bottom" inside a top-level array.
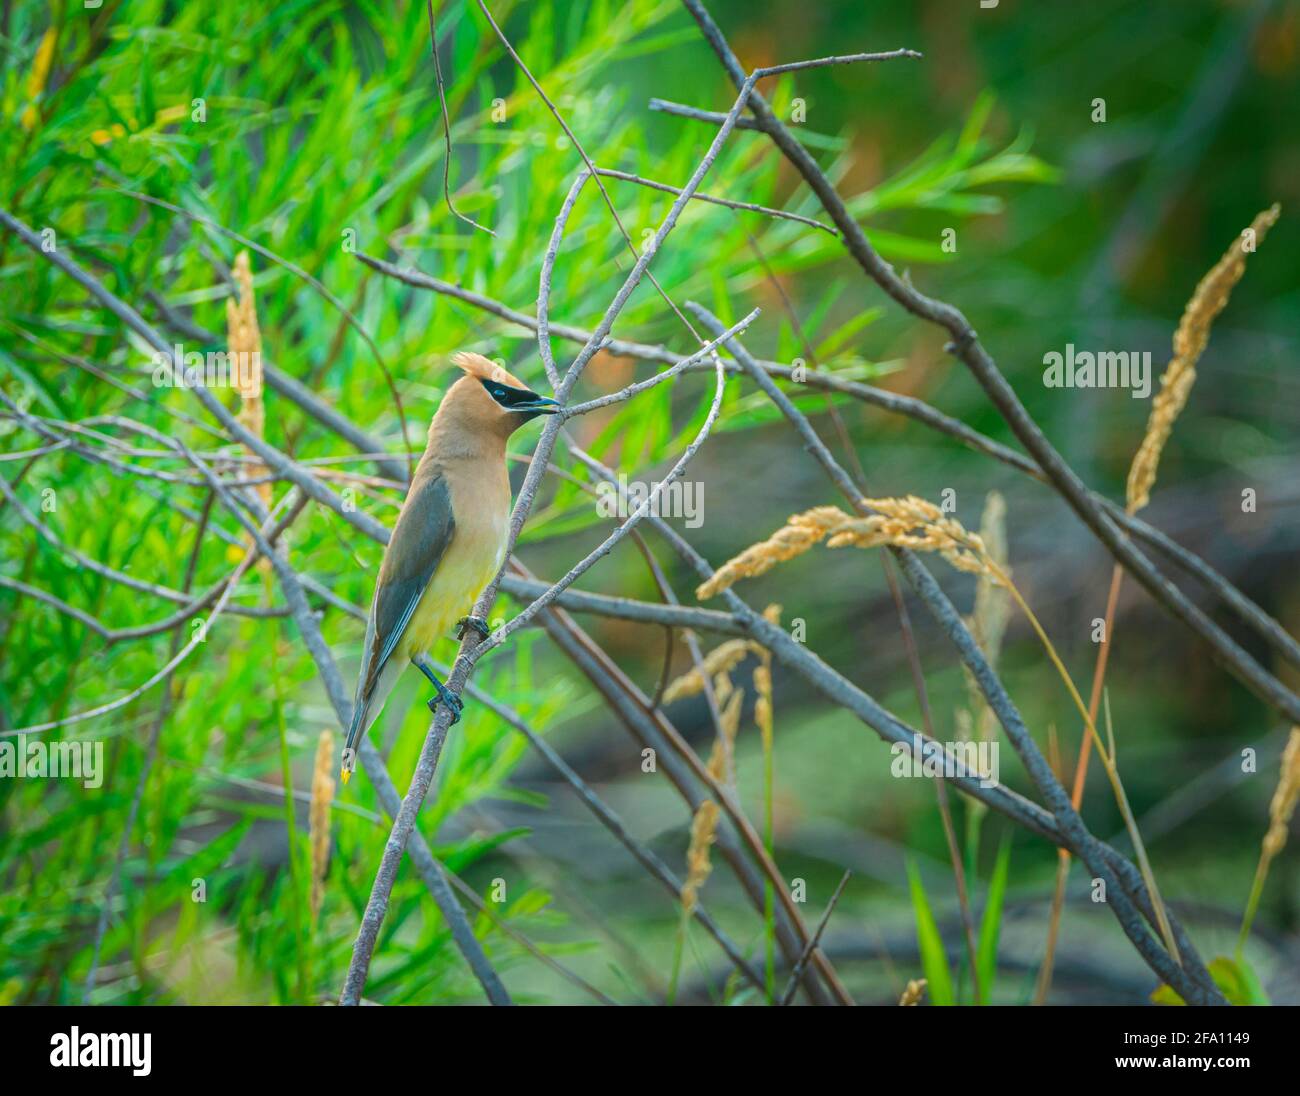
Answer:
[
  {"left": 594, "top": 167, "right": 836, "bottom": 235},
  {"left": 425, "top": 0, "right": 495, "bottom": 237},
  {"left": 561, "top": 308, "right": 759, "bottom": 418},
  {"left": 777, "top": 871, "right": 851, "bottom": 1006},
  {"left": 537, "top": 171, "right": 590, "bottom": 389},
  {"left": 649, "top": 97, "right": 766, "bottom": 131}
]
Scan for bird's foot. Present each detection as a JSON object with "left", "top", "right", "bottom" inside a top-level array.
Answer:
[
  {"left": 456, "top": 615, "right": 491, "bottom": 642},
  {"left": 425, "top": 679, "right": 464, "bottom": 725}
]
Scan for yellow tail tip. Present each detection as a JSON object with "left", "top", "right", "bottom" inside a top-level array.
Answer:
[{"left": 340, "top": 766, "right": 351, "bottom": 785}]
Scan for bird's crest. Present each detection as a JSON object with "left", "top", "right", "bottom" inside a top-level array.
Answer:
[{"left": 450, "top": 351, "right": 526, "bottom": 389}]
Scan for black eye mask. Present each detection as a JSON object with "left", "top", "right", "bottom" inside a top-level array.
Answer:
[
  {"left": 478, "top": 376, "right": 560, "bottom": 417},
  {"left": 479, "top": 377, "right": 531, "bottom": 407}
]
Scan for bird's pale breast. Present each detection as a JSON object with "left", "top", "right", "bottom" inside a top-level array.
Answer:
[{"left": 397, "top": 473, "right": 509, "bottom": 659}]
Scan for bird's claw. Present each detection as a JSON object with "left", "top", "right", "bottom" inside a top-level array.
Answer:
[
  {"left": 456, "top": 615, "right": 491, "bottom": 642},
  {"left": 426, "top": 684, "right": 464, "bottom": 725}
]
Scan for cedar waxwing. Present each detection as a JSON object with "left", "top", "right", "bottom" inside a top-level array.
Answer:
[{"left": 341, "top": 352, "right": 559, "bottom": 781}]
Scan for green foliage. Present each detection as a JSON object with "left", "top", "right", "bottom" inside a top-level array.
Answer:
[
  {"left": 1152, "top": 955, "right": 1270, "bottom": 1007},
  {"left": 905, "top": 858, "right": 954, "bottom": 1006},
  {"left": 2, "top": 0, "right": 1060, "bottom": 1004},
  {"left": 975, "top": 835, "right": 1011, "bottom": 1006}
]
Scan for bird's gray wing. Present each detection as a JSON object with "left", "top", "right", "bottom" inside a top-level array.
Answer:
[{"left": 354, "top": 470, "right": 455, "bottom": 706}]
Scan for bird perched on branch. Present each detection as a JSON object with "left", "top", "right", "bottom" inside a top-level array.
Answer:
[{"left": 341, "top": 352, "right": 559, "bottom": 782}]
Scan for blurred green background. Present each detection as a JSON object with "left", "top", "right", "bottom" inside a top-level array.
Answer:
[{"left": 1, "top": 0, "right": 1297, "bottom": 1004}]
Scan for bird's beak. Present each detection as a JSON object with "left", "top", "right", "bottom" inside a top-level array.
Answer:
[{"left": 514, "top": 394, "right": 561, "bottom": 415}]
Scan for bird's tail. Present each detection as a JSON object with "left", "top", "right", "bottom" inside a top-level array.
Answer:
[
  {"left": 340, "top": 658, "right": 401, "bottom": 784},
  {"left": 341, "top": 693, "right": 371, "bottom": 785}
]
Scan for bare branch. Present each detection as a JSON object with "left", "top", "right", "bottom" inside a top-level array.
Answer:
[
  {"left": 594, "top": 167, "right": 836, "bottom": 236},
  {"left": 537, "top": 171, "right": 590, "bottom": 389},
  {"left": 425, "top": 0, "right": 495, "bottom": 237},
  {"left": 777, "top": 871, "right": 851, "bottom": 1006},
  {"left": 562, "top": 309, "right": 757, "bottom": 417},
  {"left": 649, "top": 98, "right": 765, "bottom": 131}
]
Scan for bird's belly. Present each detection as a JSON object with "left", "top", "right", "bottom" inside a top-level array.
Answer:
[{"left": 398, "top": 514, "right": 506, "bottom": 658}]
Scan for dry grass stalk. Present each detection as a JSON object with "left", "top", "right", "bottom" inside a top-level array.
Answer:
[
  {"left": 1238, "top": 726, "right": 1300, "bottom": 952},
  {"left": 1262, "top": 726, "right": 1300, "bottom": 861},
  {"left": 309, "top": 729, "right": 335, "bottom": 923},
  {"left": 695, "top": 506, "right": 848, "bottom": 599},
  {"left": 682, "top": 672, "right": 745, "bottom": 915},
  {"left": 1126, "top": 204, "right": 1280, "bottom": 513},
  {"left": 681, "top": 800, "right": 720, "bottom": 915},
  {"left": 226, "top": 250, "right": 273, "bottom": 538},
  {"left": 677, "top": 608, "right": 785, "bottom": 920},
  {"left": 898, "top": 978, "right": 927, "bottom": 1006},
  {"left": 1045, "top": 211, "right": 1277, "bottom": 996},
  {"left": 697, "top": 497, "right": 999, "bottom": 601},
  {"left": 663, "top": 637, "right": 754, "bottom": 702},
  {"left": 704, "top": 689, "right": 745, "bottom": 778},
  {"left": 962, "top": 491, "right": 1010, "bottom": 743},
  {"left": 969, "top": 491, "right": 1010, "bottom": 661},
  {"left": 754, "top": 660, "right": 773, "bottom": 749}
]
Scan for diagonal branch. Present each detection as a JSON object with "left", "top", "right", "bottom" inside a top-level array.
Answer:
[
  {"left": 685, "top": 304, "right": 1223, "bottom": 1004},
  {"left": 336, "top": 50, "right": 908, "bottom": 1005},
  {"left": 675, "top": 0, "right": 1300, "bottom": 728}
]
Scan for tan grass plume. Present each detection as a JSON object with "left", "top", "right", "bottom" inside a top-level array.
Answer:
[
  {"left": 1262, "top": 726, "right": 1300, "bottom": 862},
  {"left": 898, "top": 978, "right": 927, "bottom": 1006},
  {"left": 681, "top": 799, "right": 720, "bottom": 915},
  {"left": 696, "top": 506, "right": 847, "bottom": 600},
  {"left": 1126, "top": 204, "right": 1280, "bottom": 514},
  {"left": 309, "top": 729, "right": 335, "bottom": 923},
  {"left": 226, "top": 251, "right": 271, "bottom": 515},
  {"left": 697, "top": 497, "right": 998, "bottom": 601},
  {"left": 673, "top": 606, "right": 783, "bottom": 918},
  {"left": 663, "top": 638, "right": 754, "bottom": 703},
  {"left": 962, "top": 491, "right": 1010, "bottom": 743},
  {"left": 681, "top": 660, "right": 745, "bottom": 915},
  {"left": 1238, "top": 726, "right": 1300, "bottom": 952},
  {"left": 707, "top": 690, "right": 745, "bottom": 777}
]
